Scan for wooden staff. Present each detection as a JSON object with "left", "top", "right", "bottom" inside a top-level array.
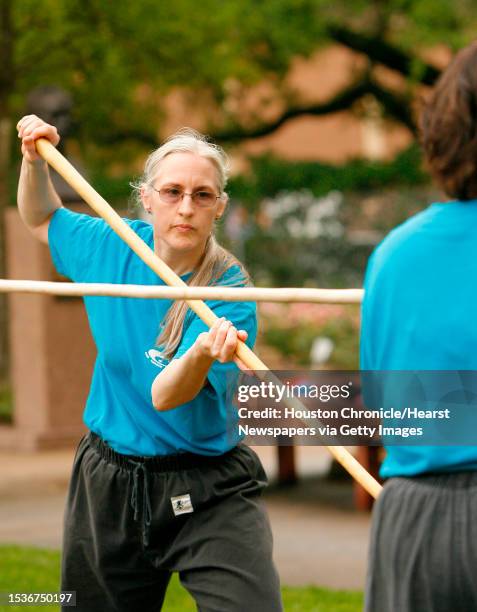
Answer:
[
  {"left": 0, "top": 279, "right": 363, "bottom": 303},
  {"left": 34, "top": 137, "right": 382, "bottom": 499}
]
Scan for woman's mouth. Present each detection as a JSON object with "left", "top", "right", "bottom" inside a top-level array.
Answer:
[{"left": 173, "top": 224, "right": 194, "bottom": 232}]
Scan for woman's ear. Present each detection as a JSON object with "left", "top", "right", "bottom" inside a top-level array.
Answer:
[
  {"left": 140, "top": 186, "right": 152, "bottom": 214},
  {"left": 216, "top": 192, "right": 228, "bottom": 219}
]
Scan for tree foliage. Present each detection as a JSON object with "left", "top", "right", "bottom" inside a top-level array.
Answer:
[{"left": 1, "top": 0, "right": 476, "bottom": 159}]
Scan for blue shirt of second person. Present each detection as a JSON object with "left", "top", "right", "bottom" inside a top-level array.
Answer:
[{"left": 361, "top": 200, "right": 477, "bottom": 477}]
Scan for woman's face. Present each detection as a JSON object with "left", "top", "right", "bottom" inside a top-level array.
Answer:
[{"left": 142, "top": 152, "right": 226, "bottom": 259}]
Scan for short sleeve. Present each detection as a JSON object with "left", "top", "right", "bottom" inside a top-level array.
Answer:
[
  {"left": 48, "top": 207, "right": 113, "bottom": 281},
  {"left": 174, "top": 298, "right": 258, "bottom": 399}
]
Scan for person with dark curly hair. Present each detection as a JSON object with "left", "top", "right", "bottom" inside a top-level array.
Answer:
[{"left": 361, "top": 41, "right": 477, "bottom": 612}]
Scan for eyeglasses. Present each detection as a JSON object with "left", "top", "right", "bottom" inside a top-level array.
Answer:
[{"left": 152, "top": 186, "right": 221, "bottom": 208}]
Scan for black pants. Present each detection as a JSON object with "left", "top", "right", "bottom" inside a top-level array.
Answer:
[
  {"left": 61, "top": 432, "right": 283, "bottom": 612},
  {"left": 365, "top": 472, "right": 477, "bottom": 612}
]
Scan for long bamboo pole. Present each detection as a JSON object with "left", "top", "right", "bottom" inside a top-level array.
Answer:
[
  {"left": 0, "top": 279, "right": 363, "bottom": 303},
  {"left": 34, "top": 137, "right": 382, "bottom": 499}
]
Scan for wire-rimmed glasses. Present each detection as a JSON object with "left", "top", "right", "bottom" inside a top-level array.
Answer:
[{"left": 152, "top": 186, "right": 221, "bottom": 208}]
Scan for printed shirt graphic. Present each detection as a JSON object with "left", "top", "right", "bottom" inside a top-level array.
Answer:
[
  {"left": 361, "top": 200, "right": 477, "bottom": 477},
  {"left": 48, "top": 207, "right": 257, "bottom": 456}
]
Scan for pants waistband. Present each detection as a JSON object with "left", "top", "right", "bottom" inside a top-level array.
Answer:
[
  {"left": 88, "top": 431, "right": 237, "bottom": 473},
  {"left": 395, "top": 470, "right": 477, "bottom": 490}
]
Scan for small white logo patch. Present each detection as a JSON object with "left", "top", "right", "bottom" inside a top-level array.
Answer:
[
  {"left": 171, "top": 494, "right": 194, "bottom": 516},
  {"left": 145, "top": 349, "right": 168, "bottom": 368}
]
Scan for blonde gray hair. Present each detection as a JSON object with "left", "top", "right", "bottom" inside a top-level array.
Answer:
[
  {"left": 131, "top": 127, "right": 230, "bottom": 204},
  {"left": 131, "top": 128, "right": 251, "bottom": 359}
]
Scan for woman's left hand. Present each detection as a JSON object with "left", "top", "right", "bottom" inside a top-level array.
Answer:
[{"left": 195, "top": 317, "right": 248, "bottom": 364}]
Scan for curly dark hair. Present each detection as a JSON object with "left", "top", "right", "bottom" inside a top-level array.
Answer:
[{"left": 420, "top": 41, "right": 477, "bottom": 200}]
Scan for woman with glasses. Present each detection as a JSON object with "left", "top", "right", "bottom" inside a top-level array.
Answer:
[{"left": 17, "top": 116, "right": 282, "bottom": 612}]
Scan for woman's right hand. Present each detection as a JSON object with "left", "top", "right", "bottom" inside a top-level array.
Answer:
[{"left": 16, "top": 115, "right": 60, "bottom": 163}]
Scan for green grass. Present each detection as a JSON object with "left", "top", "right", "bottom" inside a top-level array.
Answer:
[
  {"left": 281, "top": 586, "right": 363, "bottom": 611},
  {"left": 0, "top": 545, "right": 363, "bottom": 611}
]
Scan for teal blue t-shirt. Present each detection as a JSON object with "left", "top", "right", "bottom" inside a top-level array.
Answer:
[
  {"left": 48, "top": 207, "right": 257, "bottom": 456},
  {"left": 361, "top": 200, "right": 477, "bottom": 477}
]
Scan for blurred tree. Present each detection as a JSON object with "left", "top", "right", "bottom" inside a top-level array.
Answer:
[
  {"left": 1, "top": 0, "right": 476, "bottom": 157},
  {"left": 211, "top": 0, "right": 475, "bottom": 140}
]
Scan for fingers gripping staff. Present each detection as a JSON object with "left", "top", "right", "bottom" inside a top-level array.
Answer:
[{"left": 33, "top": 136, "right": 382, "bottom": 500}]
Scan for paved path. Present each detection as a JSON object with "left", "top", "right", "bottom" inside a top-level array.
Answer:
[{"left": 0, "top": 445, "right": 370, "bottom": 590}]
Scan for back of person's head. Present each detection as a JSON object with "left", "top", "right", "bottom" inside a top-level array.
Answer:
[{"left": 420, "top": 41, "right": 477, "bottom": 200}]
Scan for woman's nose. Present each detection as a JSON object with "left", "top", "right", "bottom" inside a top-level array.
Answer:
[{"left": 177, "top": 193, "right": 194, "bottom": 214}]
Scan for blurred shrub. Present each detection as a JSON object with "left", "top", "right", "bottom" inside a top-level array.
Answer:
[
  {"left": 228, "top": 144, "right": 427, "bottom": 210},
  {"left": 222, "top": 145, "right": 433, "bottom": 288},
  {"left": 259, "top": 303, "right": 360, "bottom": 369},
  {"left": 222, "top": 187, "right": 373, "bottom": 288},
  {"left": 90, "top": 173, "right": 134, "bottom": 209}
]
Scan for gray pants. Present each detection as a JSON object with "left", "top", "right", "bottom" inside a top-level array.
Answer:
[
  {"left": 61, "top": 432, "right": 282, "bottom": 612},
  {"left": 365, "top": 472, "right": 477, "bottom": 612}
]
